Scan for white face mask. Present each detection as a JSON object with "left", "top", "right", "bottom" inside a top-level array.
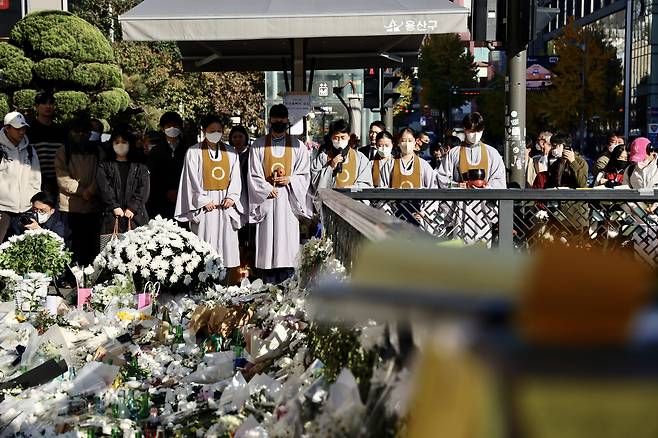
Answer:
[
  {"left": 164, "top": 127, "right": 180, "bottom": 138},
  {"left": 332, "top": 139, "right": 349, "bottom": 150},
  {"left": 113, "top": 142, "right": 130, "bottom": 157},
  {"left": 205, "top": 132, "right": 222, "bottom": 144},
  {"left": 465, "top": 131, "right": 483, "bottom": 145},
  {"left": 377, "top": 145, "right": 393, "bottom": 158},
  {"left": 89, "top": 131, "right": 101, "bottom": 142},
  {"left": 551, "top": 145, "right": 564, "bottom": 158},
  {"left": 399, "top": 141, "right": 415, "bottom": 156},
  {"left": 37, "top": 211, "right": 51, "bottom": 224}
]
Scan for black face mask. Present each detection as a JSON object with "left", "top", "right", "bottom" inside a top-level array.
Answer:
[
  {"left": 613, "top": 159, "right": 628, "bottom": 170},
  {"left": 271, "top": 122, "right": 288, "bottom": 134}
]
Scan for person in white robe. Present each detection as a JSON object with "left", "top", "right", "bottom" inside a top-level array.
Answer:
[
  {"left": 175, "top": 115, "right": 243, "bottom": 268},
  {"left": 370, "top": 131, "right": 394, "bottom": 188},
  {"left": 434, "top": 112, "right": 506, "bottom": 244},
  {"left": 248, "top": 104, "right": 311, "bottom": 283},
  {"left": 310, "top": 119, "right": 372, "bottom": 212}
]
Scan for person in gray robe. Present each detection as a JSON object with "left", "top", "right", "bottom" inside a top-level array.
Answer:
[
  {"left": 175, "top": 115, "right": 243, "bottom": 268},
  {"left": 434, "top": 113, "right": 506, "bottom": 245},
  {"left": 248, "top": 104, "right": 311, "bottom": 283}
]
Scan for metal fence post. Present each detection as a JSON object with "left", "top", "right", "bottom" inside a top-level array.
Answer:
[{"left": 498, "top": 200, "right": 515, "bottom": 252}]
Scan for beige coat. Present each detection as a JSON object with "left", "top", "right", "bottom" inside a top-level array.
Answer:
[{"left": 55, "top": 145, "right": 99, "bottom": 213}]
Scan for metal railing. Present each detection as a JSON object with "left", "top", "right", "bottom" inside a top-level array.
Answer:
[
  {"left": 317, "top": 188, "right": 426, "bottom": 271},
  {"left": 336, "top": 188, "right": 658, "bottom": 267}
]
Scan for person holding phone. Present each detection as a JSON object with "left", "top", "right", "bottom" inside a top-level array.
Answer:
[{"left": 532, "top": 133, "right": 588, "bottom": 189}]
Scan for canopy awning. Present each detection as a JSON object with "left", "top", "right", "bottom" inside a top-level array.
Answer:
[{"left": 119, "top": 0, "right": 469, "bottom": 72}]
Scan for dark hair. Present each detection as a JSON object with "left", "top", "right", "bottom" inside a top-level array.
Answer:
[
  {"left": 430, "top": 141, "right": 443, "bottom": 153},
  {"left": 446, "top": 135, "right": 463, "bottom": 149},
  {"left": 229, "top": 125, "right": 250, "bottom": 146},
  {"left": 369, "top": 121, "right": 386, "bottom": 131},
  {"left": 463, "top": 112, "right": 485, "bottom": 132},
  {"left": 525, "top": 135, "right": 534, "bottom": 149},
  {"left": 90, "top": 118, "right": 104, "bottom": 132},
  {"left": 107, "top": 128, "right": 140, "bottom": 161},
  {"left": 375, "top": 130, "right": 394, "bottom": 143},
  {"left": 610, "top": 144, "right": 626, "bottom": 160},
  {"left": 608, "top": 132, "right": 624, "bottom": 144},
  {"left": 159, "top": 111, "right": 183, "bottom": 128},
  {"left": 35, "top": 91, "right": 54, "bottom": 105},
  {"left": 145, "top": 130, "right": 164, "bottom": 143},
  {"left": 397, "top": 127, "right": 417, "bottom": 141},
  {"left": 329, "top": 119, "right": 351, "bottom": 137},
  {"left": 269, "top": 104, "right": 289, "bottom": 119},
  {"left": 550, "top": 132, "right": 572, "bottom": 148},
  {"left": 68, "top": 117, "right": 92, "bottom": 133},
  {"left": 200, "top": 114, "right": 223, "bottom": 131},
  {"left": 419, "top": 131, "right": 431, "bottom": 139},
  {"left": 30, "top": 191, "right": 57, "bottom": 209}
]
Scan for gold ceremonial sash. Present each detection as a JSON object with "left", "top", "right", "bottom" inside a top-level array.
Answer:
[
  {"left": 330, "top": 148, "right": 358, "bottom": 188},
  {"left": 458, "top": 143, "right": 489, "bottom": 181},
  {"left": 391, "top": 155, "right": 421, "bottom": 189},
  {"left": 372, "top": 156, "right": 387, "bottom": 188},
  {"left": 202, "top": 142, "right": 231, "bottom": 191},
  {"left": 263, "top": 134, "right": 293, "bottom": 183}
]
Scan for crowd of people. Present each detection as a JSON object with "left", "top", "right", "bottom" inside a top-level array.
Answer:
[{"left": 1, "top": 91, "right": 657, "bottom": 282}]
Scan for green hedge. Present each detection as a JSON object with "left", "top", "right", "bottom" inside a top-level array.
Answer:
[
  {"left": 0, "top": 43, "right": 33, "bottom": 89},
  {"left": 33, "top": 58, "right": 74, "bottom": 82},
  {"left": 0, "top": 93, "right": 9, "bottom": 116},
  {"left": 13, "top": 89, "right": 37, "bottom": 111},
  {"left": 0, "top": 57, "right": 34, "bottom": 90},
  {"left": 11, "top": 11, "right": 114, "bottom": 64},
  {"left": 89, "top": 88, "right": 130, "bottom": 119},
  {"left": 54, "top": 90, "right": 89, "bottom": 118},
  {"left": 72, "top": 63, "right": 122, "bottom": 90},
  {"left": 0, "top": 42, "right": 25, "bottom": 64}
]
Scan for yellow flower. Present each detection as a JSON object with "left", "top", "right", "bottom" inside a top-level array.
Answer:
[{"left": 116, "top": 311, "right": 134, "bottom": 321}]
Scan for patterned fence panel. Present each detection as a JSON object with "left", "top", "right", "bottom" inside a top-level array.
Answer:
[{"left": 340, "top": 189, "right": 658, "bottom": 267}]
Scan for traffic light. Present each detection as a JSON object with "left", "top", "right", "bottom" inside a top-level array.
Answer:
[
  {"left": 471, "top": 0, "right": 558, "bottom": 55},
  {"left": 363, "top": 68, "right": 380, "bottom": 109},
  {"left": 382, "top": 68, "right": 402, "bottom": 109},
  {"left": 0, "top": 0, "right": 10, "bottom": 10}
]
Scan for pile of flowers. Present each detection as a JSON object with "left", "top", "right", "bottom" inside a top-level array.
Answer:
[
  {"left": 0, "top": 238, "right": 408, "bottom": 437},
  {"left": 93, "top": 216, "right": 225, "bottom": 293},
  {"left": 0, "top": 229, "right": 71, "bottom": 279}
]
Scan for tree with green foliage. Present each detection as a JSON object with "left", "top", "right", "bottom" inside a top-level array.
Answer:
[
  {"left": 1, "top": 10, "right": 128, "bottom": 121},
  {"left": 68, "top": 0, "right": 265, "bottom": 132},
  {"left": 417, "top": 33, "right": 478, "bottom": 132}
]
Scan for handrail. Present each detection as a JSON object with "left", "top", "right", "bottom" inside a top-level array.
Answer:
[
  {"left": 317, "top": 189, "right": 424, "bottom": 240},
  {"left": 337, "top": 188, "right": 658, "bottom": 202}
]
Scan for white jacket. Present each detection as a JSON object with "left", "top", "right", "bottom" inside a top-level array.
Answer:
[
  {"left": 624, "top": 157, "right": 658, "bottom": 189},
  {"left": 0, "top": 128, "right": 41, "bottom": 213}
]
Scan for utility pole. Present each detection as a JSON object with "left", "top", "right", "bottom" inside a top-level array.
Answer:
[{"left": 506, "top": 50, "right": 527, "bottom": 188}]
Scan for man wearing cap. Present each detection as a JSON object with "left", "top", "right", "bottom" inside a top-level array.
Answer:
[
  {"left": 0, "top": 112, "right": 41, "bottom": 241},
  {"left": 27, "top": 92, "right": 68, "bottom": 197}
]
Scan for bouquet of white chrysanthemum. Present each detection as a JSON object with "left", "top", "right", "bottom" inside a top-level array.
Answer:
[
  {"left": 90, "top": 273, "right": 136, "bottom": 312},
  {"left": 70, "top": 265, "right": 99, "bottom": 289},
  {"left": 93, "top": 216, "right": 225, "bottom": 293},
  {"left": 15, "top": 272, "right": 51, "bottom": 313},
  {"left": 0, "top": 269, "right": 21, "bottom": 302},
  {"left": 297, "top": 238, "right": 345, "bottom": 288},
  {"left": 0, "top": 230, "right": 71, "bottom": 278}
]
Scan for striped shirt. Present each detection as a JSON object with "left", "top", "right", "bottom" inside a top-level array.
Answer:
[{"left": 27, "top": 120, "right": 67, "bottom": 181}]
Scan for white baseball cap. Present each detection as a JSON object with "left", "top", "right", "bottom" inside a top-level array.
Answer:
[{"left": 3, "top": 111, "right": 30, "bottom": 129}]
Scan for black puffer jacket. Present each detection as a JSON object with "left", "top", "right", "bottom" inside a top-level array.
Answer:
[{"left": 97, "top": 161, "right": 150, "bottom": 233}]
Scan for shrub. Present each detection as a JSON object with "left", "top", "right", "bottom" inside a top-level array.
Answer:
[
  {"left": 0, "top": 230, "right": 72, "bottom": 278},
  {"left": 33, "top": 57, "right": 74, "bottom": 82},
  {"left": 12, "top": 89, "right": 37, "bottom": 111},
  {"left": 72, "top": 63, "right": 122, "bottom": 90},
  {"left": 11, "top": 11, "right": 114, "bottom": 64},
  {"left": 90, "top": 88, "right": 129, "bottom": 119},
  {"left": 0, "top": 93, "right": 9, "bottom": 116},
  {"left": 54, "top": 90, "right": 90, "bottom": 118},
  {"left": 0, "top": 43, "right": 33, "bottom": 89}
]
